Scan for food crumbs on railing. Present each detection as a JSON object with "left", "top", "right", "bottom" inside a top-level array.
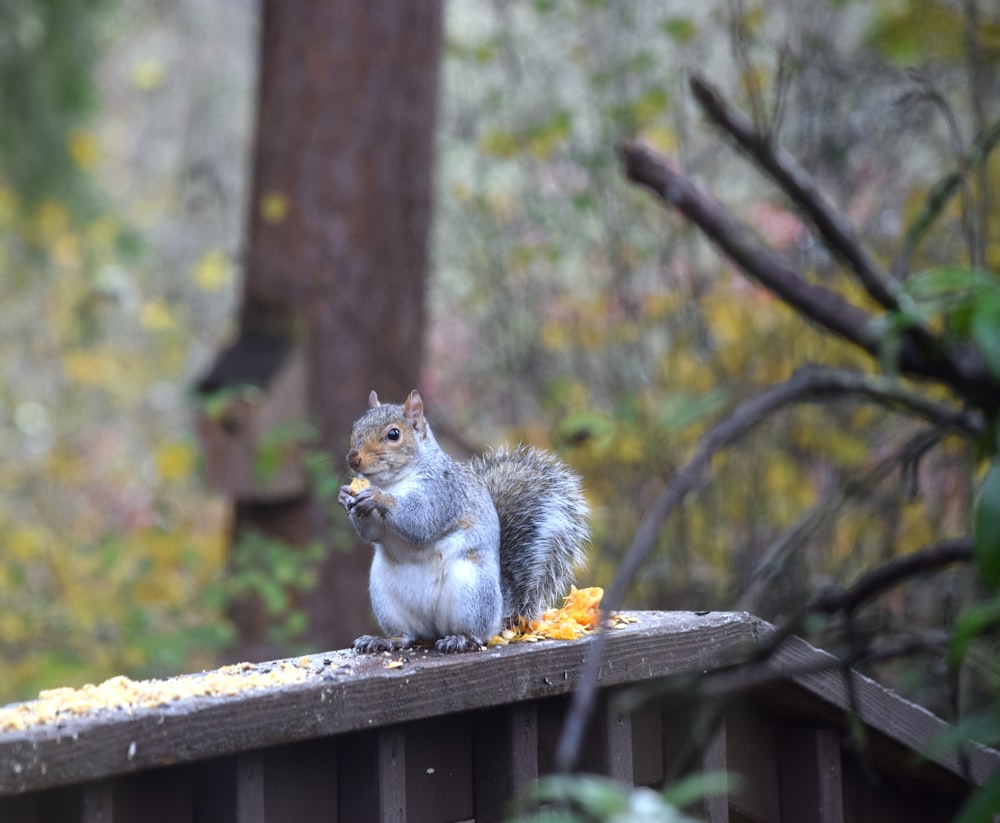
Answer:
[
  {"left": 487, "top": 586, "right": 637, "bottom": 646},
  {"left": 385, "top": 660, "right": 405, "bottom": 669},
  {"left": 0, "top": 657, "right": 318, "bottom": 733}
]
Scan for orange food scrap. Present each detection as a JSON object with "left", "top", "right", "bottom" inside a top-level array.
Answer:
[
  {"left": 489, "top": 586, "right": 627, "bottom": 646},
  {"left": 0, "top": 659, "right": 317, "bottom": 733},
  {"left": 349, "top": 476, "right": 370, "bottom": 494}
]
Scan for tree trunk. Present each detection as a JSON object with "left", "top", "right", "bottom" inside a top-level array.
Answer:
[{"left": 226, "top": 1, "right": 442, "bottom": 658}]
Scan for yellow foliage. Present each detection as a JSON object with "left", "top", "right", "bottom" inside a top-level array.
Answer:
[
  {"left": 0, "top": 185, "right": 17, "bottom": 222},
  {"left": 9, "top": 525, "right": 48, "bottom": 562},
  {"left": 63, "top": 349, "right": 122, "bottom": 385},
  {"left": 52, "top": 232, "right": 81, "bottom": 268},
  {"left": 140, "top": 299, "right": 176, "bottom": 331},
  {"left": 67, "top": 129, "right": 100, "bottom": 172},
  {"left": 131, "top": 58, "right": 167, "bottom": 91},
  {"left": 87, "top": 215, "right": 119, "bottom": 251},
  {"left": 192, "top": 249, "right": 232, "bottom": 291},
  {"left": 479, "top": 128, "right": 520, "bottom": 159},
  {"left": 259, "top": 191, "right": 290, "bottom": 224},
  {"left": 34, "top": 200, "right": 70, "bottom": 239},
  {"left": 154, "top": 441, "right": 195, "bottom": 482}
]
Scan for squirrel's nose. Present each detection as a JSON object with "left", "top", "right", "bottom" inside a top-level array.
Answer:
[{"left": 347, "top": 449, "right": 361, "bottom": 471}]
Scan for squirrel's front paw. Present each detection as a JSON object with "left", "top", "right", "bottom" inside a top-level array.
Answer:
[
  {"left": 435, "top": 634, "right": 485, "bottom": 653},
  {"left": 350, "top": 486, "right": 384, "bottom": 517},
  {"left": 353, "top": 634, "right": 414, "bottom": 654},
  {"left": 337, "top": 485, "right": 357, "bottom": 510}
]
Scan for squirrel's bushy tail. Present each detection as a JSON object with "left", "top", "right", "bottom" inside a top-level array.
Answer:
[{"left": 470, "top": 445, "right": 590, "bottom": 622}]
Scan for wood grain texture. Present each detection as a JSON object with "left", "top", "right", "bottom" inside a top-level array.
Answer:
[
  {"left": 767, "top": 635, "right": 1000, "bottom": 785},
  {"left": 1, "top": 609, "right": 997, "bottom": 801},
  {"left": 0, "top": 612, "right": 753, "bottom": 794}
]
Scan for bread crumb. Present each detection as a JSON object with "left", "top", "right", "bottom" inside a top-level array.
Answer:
[{"left": 0, "top": 658, "right": 316, "bottom": 733}]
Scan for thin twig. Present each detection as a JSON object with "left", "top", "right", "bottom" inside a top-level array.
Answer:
[
  {"left": 893, "top": 116, "right": 1000, "bottom": 278},
  {"left": 651, "top": 629, "right": 952, "bottom": 781},
  {"left": 906, "top": 71, "right": 978, "bottom": 268},
  {"left": 738, "top": 427, "right": 953, "bottom": 610},
  {"left": 555, "top": 365, "right": 978, "bottom": 772},
  {"left": 617, "top": 139, "right": 880, "bottom": 352},
  {"left": 751, "top": 537, "right": 974, "bottom": 663},
  {"left": 616, "top": 138, "right": 1000, "bottom": 412},
  {"left": 689, "top": 74, "right": 899, "bottom": 310}
]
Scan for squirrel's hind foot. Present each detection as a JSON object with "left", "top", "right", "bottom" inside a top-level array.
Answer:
[
  {"left": 435, "top": 634, "right": 485, "bottom": 653},
  {"left": 353, "top": 634, "right": 415, "bottom": 654}
]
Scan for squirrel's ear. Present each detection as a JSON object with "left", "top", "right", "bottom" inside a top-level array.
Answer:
[
  {"left": 403, "top": 389, "right": 425, "bottom": 432},
  {"left": 368, "top": 390, "right": 380, "bottom": 409}
]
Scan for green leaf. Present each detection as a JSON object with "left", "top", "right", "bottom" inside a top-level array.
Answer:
[
  {"left": 922, "top": 709, "right": 1000, "bottom": 759},
  {"left": 953, "top": 775, "right": 1000, "bottom": 823},
  {"left": 558, "top": 411, "right": 615, "bottom": 449},
  {"left": 971, "top": 295, "right": 1000, "bottom": 378},
  {"left": 656, "top": 389, "right": 730, "bottom": 433},
  {"left": 974, "top": 464, "right": 1000, "bottom": 588},
  {"left": 662, "top": 17, "right": 697, "bottom": 43},
  {"left": 951, "top": 597, "right": 1000, "bottom": 665},
  {"left": 516, "top": 774, "right": 628, "bottom": 817},
  {"left": 662, "top": 771, "right": 737, "bottom": 808},
  {"left": 510, "top": 774, "right": 703, "bottom": 823}
]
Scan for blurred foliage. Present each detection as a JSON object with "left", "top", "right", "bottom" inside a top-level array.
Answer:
[
  {"left": 507, "top": 772, "right": 733, "bottom": 823},
  {"left": 0, "top": 0, "right": 252, "bottom": 701},
  {"left": 223, "top": 530, "right": 325, "bottom": 651},
  {"left": 0, "top": 0, "right": 109, "bottom": 213},
  {"left": 433, "top": 0, "right": 999, "bottom": 717},
  {"left": 1, "top": 0, "right": 999, "bottom": 761}
]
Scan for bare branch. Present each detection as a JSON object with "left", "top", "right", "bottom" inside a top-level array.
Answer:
[
  {"left": 555, "top": 365, "right": 980, "bottom": 772},
  {"left": 904, "top": 70, "right": 979, "bottom": 268},
  {"left": 689, "top": 74, "right": 899, "bottom": 310},
  {"left": 752, "top": 537, "right": 974, "bottom": 664},
  {"left": 618, "top": 139, "right": 882, "bottom": 351},
  {"left": 815, "top": 537, "right": 974, "bottom": 615},
  {"left": 616, "top": 138, "right": 1000, "bottom": 412},
  {"left": 616, "top": 367, "right": 977, "bottom": 621},
  {"left": 893, "top": 116, "right": 1000, "bottom": 277},
  {"left": 738, "top": 427, "right": 948, "bottom": 611}
]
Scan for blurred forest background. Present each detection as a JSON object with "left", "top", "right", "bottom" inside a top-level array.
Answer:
[{"left": 1, "top": 0, "right": 998, "bottom": 723}]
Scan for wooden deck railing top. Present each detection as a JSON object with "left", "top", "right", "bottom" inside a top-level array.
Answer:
[{"left": 1, "top": 610, "right": 997, "bottom": 822}]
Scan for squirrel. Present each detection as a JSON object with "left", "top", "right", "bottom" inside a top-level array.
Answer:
[{"left": 338, "top": 389, "right": 590, "bottom": 654}]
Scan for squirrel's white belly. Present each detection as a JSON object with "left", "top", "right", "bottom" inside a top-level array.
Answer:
[{"left": 370, "top": 534, "right": 501, "bottom": 639}]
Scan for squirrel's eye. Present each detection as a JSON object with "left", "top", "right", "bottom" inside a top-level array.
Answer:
[{"left": 386, "top": 427, "right": 401, "bottom": 441}]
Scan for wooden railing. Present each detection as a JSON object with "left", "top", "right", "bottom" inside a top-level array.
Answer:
[{"left": 1, "top": 611, "right": 997, "bottom": 822}]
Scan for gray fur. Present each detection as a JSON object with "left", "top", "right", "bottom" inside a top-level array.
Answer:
[
  {"left": 470, "top": 445, "right": 590, "bottom": 621},
  {"left": 341, "top": 392, "right": 590, "bottom": 652}
]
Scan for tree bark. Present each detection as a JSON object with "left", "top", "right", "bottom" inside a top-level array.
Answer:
[{"left": 229, "top": 1, "right": 442, "bottom": 657}]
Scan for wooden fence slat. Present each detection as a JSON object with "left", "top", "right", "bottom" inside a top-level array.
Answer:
[
  {"left": 842, "top": 753, "right": 964, "bottom": 823},
  {"left": 473, "top": 701, "right": 539, "bottom": 823},
  {"left": 404, "top": 715, "right": 474, "bottom": 823},
  {"left": 336, "top": 731, "right": 377, "bottom": 820},
  {"left": 0, "top": 793, "right": 38, "bottom": 823},
  {"left": 700, "top": 721, "right": 729, "bottom": 823},
  {"left": 81, "top": 781, "right": 113, "bottom": 823},
  {"left": 725, "top": 702, "right": 781, "bottom": 823},
  {"left": 258, "top": 740, "right": 338, "bottom": 823},
  {"left": 235, "top": 752, "right": 265, "bottom": 823},
  {"left": 770, "top": 635, "right": 999, "bottom": 785},
  {"left": 192, "top": 757, "right": 236, "bottom": 823},
  {"left": 630, "top": 700, "right": 664, "bottom": 787},
  {"left": 377, "top": 725, "right": 406, "bottom": 822},
  {"left": 777, "top": 725, "right": 844, "bottom": 823},
  {"left": 579, "top": 689, "right": 634, "bottom": 782},
  {"left": 85, "top": 772, "right": 197, "bottom": 823}
]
